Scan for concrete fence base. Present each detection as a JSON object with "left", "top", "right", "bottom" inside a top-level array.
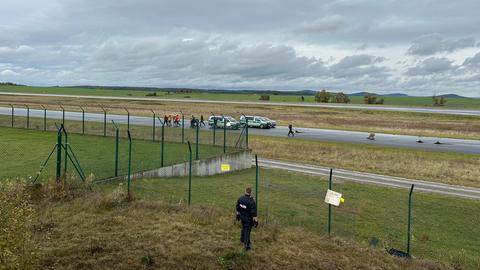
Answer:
[{"left": 129, "top": 150, "right": 252, "bottom": 180}]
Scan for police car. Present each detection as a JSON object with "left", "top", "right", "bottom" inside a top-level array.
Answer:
[{"left": 239, "top": 115, "right": 273, "bottom": 129}]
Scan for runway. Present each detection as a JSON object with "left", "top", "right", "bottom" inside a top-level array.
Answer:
[{"left": 1, "top": 106, "right": 479, "bottom": 154}]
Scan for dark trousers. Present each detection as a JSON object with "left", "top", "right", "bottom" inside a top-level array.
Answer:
[
  {"left": 288, "top": 130, "right": 294, "bottom": 137},
  {"left": 240, "top": 222, "right": 252, "bottom": 247}
]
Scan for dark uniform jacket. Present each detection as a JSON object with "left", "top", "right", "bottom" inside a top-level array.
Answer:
[{"left": 236, "top": 195, "right": 257, "bottom": 224}]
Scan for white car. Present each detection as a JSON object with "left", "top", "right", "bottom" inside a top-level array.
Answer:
[
  {"left": 239, "top": 115, "right": 272, "bottom": 129},
  {"left": 208, "top": 115, "right": 240, "bottom": 129}
]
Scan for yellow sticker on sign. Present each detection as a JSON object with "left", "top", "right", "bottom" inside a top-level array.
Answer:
[{"left": 221, "top": 164, "right": 231, "bottom": 172}]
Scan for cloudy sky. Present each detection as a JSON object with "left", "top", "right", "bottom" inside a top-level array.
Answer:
[{"left": 1, "top": 0, "right": 480, "bottom": 96}]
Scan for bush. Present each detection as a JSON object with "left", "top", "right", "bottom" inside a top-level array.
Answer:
[
  {"left": 433, "top": 96, "right": 447, "bottom": 106},
  {"left": 315, "top": 90, "right": 331, "bottom": 103},
  {"left": 364, "top": 94, "right": 384, "bottom": 104},
  {"left": 259, "top": 95, "right": 270, "bottom": 101},
  {"left": 0, "top": 181, "right": 36, "bottom": 269},
  {"left": 332, "top": 92, "right": 351, "bottom": 103}
]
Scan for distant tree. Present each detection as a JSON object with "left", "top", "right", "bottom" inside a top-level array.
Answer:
[
  {"left": 259, "top": 95, "right": 270, "bottom": 101},
  {"left": 315, "top": 90, "right": 331, "bottom": 103},
  {"left": 364, "top": 94, "right": 384, "bottom": 104},
  {"left": 432, "top": 95, "right": 447, "bottom": 106},
  {"left": 332, "top": 92, "right": 351, "bottom": 103},
  {"left": 364, "top": 94, "right": 377, "bottom": 104},
  {"left": 301, "top": 96, "right": 305, "bottom": 102},
  {"left": 439, "top": 96, "right": 446, "bottom": 106}
]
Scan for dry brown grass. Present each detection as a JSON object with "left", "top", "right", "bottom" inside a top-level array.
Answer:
[
  {"left": 1, "top": 94, "right": 480, "bottom": 140},
  {"left": 250, "top": 135, "right": 480, "bottom": 188},
  {"left": 28, "top": 183, "right": 451, "bottom": 270},
  {"left": 0, "top": 181, "right": 36, "bottom": 270}
]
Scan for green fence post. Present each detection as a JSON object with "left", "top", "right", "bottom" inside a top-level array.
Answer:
[
  {"left": 41, "top": 105, "right": 46, "bottom": 131},
  {"left": 187, "top": 141, "right": 192, "bottom": 206},
  {"left": 24, "top": 104, "right": 30, "bottom": 129},
  {"left": 125, "top": 108, "right": 130, "bottom": 131},
  {"left": 151, "top": 110, "right": 156, "bottom": 141},
  {"left": 240, "top": 114, "right": 249, "bottom": 148},
  {"left": 223, "top": 117, "right": 226, "bottom": 153},
  {"left": 101, "top": 107, "right": 107, "bottom": 137},
  {"left": 328, "top": 168, "right": 333, "bottom": 235},
  {"left": 56, "top": 126, "right": 62, "bottom": 182},
  {"left": 245, "top": 117, "right": 249, "bottom": 149},
  {"left": 161, "top": 118, "right": 165, "bottom": 167},
  {"left": 407, "top": 184, "right": 415, "bottom": 256},
  {"left": 112, "top": 120, "right": 119, "bottom": 177},
  {"left": 127, "top": 130, "right": 132, "bottom": 199},
  {"left": 211, "top": 112, "right": 216, "bottom": 145},
  {"left": 9, "top": 104, "right": 14, "bottom": 128},
  {"left": 255, "top": 154, "right": 259, "bottom": 209},
  {"left": 63, "top": 125, "right": 68, "bottom": 175},
  {"left": 60, "top": 105, "right": 65, "bottom": 126},
  {"left": 195, "top": 122, "right": 199, "bottom": 160},
  {"left": 80, "top": 106, "right": 85, "bottom": 135},
  {"left": 181, "top": 111, "right": 185, "bottom": 144}
]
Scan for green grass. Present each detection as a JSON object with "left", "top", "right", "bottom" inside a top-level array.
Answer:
[
  {"left": 2, "top": 85, "right": 480, "bottom": 109},
  {"left": 349, "top": 96, "right": 480, "bottom": 109},
  {"left": 251, "top": 134, "right": 480, "bottom": 188},
  {"left": 0, "top": 127, "right": 225, "bottom": 181},
  {"left": 97, "top": 168, "right": 480, "bottom": 268}
]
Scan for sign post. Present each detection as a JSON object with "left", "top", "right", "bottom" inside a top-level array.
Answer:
[{"left": 324, "top": 169, "right": 345, "bottom": 235}]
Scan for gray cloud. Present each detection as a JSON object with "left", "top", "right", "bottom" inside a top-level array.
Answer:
[
  {"left": 408, "top": 34, "right": 476, "bottom": 56},
  {"left": 329, "top": 55, "right": 388, "bottom": 79},
  {"left": 406, "top": 57, "right": 456, "bottom": 76},
  {"left": 463, "top": 51, "right": 480, "bottom": 70},
  {"left": 0, "top": 0, "right": 479, "bottom": 96},
  {"left": 296, "top": 15, "right": 346, "bottom": 34}
]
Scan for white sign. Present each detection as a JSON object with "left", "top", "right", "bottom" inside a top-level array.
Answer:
[{"left": 324, "top": 189, "right": 343, "bottom": 206}]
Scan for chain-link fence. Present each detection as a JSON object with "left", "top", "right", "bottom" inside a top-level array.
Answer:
[
  {"left": 0, "top": 105, "right": 248, "bottom": 149},
  {"left": 108, "top": 163, "right": 479, "bottom": 269},
  {"left": 0, "top": 104, "right": 248, "bottom": 183},
  {"left": 1, "top": 105, "right": 479, "bottom": 268}
]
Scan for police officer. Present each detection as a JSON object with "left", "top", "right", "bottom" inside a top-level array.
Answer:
[{"left": 236, "top": 187, "right": 257, "bottom": 250}]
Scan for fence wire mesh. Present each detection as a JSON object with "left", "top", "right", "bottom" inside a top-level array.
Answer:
[
  {"left": 0, "top": 105, "right": 247, "bottom": 183},
  {"left": 1, "top": 104, "right": 479, "bottom": 268}
]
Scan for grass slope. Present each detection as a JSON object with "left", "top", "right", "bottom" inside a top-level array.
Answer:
[
  {"left": 93, "top": 168, "right": 480, "bottom": 269},
  {"left": 26, "top": 181, "right": 453, "bottom": 270}
]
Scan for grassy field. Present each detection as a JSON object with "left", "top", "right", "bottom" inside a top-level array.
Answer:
[
  {"left": 1, "top": 85, "right": 480, "bottom": 109},
  {"left": 91, "top": 168, "right": 480, "bottom": 269},
  {"left": 0, "top": 179, "right": 452, "bottom": 270},
  {"left": 250, "top": 135, "right": 480, "bottom": 188},
  {"left": 0, "top": 127, "right": 225, "bottom": 181},
  {"left": 2, "top": 92, "right": 480, "bottom": 140}
]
